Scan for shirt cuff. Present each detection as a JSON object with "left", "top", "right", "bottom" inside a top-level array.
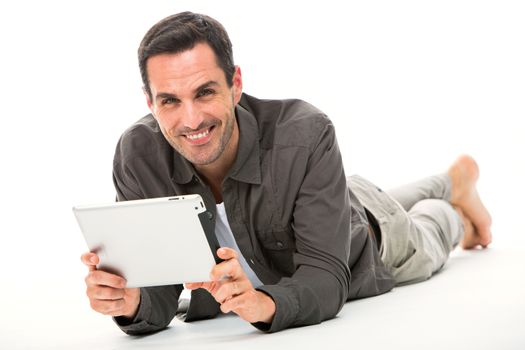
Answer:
[
  {"left": 252, "top": 284, "right": 299, "bottom": 333},
  {"left": 113, "top": 288, "right": 153, "bottom": 334}
]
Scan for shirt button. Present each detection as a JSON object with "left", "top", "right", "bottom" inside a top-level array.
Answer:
[
  {"left": 206, "top": 211, "right": 214, "bottom": 220},
  {"left": 276, "top": 241, "right": 284, "bottom": 248},
  {"left": 249, "top": 258, "right": 255, "bottom": 265}
]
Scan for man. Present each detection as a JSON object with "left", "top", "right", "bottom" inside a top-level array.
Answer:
[{"left": 81, "top": 12, "right": 492, "bottom": 334}]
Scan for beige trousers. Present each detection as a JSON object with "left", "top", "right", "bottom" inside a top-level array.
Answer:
[{"left": 348, "top": 174, "right": 464, "bottom": 285}]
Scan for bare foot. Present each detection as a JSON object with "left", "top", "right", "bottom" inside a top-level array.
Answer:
[
  {"left": 448, "top": 155, "right": 492, "bottom": 248},
  {"left": 454, "top": 206, "right": 478, "bottom": 249}
]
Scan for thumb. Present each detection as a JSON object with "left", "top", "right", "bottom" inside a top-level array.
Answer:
[
  {"left": 217, "top": 247, "right": 238, "bottom": 260},
  {"left": 80, "top": 252, "right": 99, "bottom": 272}
]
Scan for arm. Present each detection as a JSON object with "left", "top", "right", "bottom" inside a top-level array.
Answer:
[
  {"left": 256, "top": 121, "right": 352, "bottom": 332},
  {"left": 187, "top": 121, "right": 352, "bottom": 332}
]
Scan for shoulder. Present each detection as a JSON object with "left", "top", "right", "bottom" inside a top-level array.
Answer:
[
  {"left": 239, "top": 93, "right": 334, "bottom": 150},
  {"left": 113, "top": 114, "right": 171, "bottom": 166}
]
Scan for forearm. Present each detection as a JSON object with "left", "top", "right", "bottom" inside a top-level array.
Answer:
[{"left": 254, "top": 263, "right": 348, "bottom": 332}]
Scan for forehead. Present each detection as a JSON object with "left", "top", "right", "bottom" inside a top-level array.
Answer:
[{"left": 146, "top": 43, "right": 226, "bottom": 93}]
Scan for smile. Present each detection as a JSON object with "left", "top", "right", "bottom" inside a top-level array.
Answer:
[
  {"left": 182, "top": 126, "right": 215, "bottom": 145},
  {"left": 186, "top": 128, "right": 210, "bottom": 140}
]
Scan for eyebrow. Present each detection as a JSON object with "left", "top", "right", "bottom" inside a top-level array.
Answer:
[{"left": 155, "top": 80, "right": 220, "bottom": 102}]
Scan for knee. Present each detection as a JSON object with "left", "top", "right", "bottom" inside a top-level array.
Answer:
[
  {"left": 410, "top": 198, "right": 462, "bottom": 257},
  {"left": 410, "top": 199, "right": 458, "bottom": 223}
]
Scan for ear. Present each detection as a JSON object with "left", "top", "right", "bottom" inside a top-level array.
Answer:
[
  {"left": 143, "top": 87, "right": 155, "bottom": 114},
  {"left": 231, "top": 66, "right": 243, "bottom": 105}
]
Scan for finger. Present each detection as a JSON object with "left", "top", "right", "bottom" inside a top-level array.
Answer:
[
  {"left": 214, "top": 279, "right": 251, "bottom": 304},
  {"left": 81, "top": 252, "right": 99, "bottom": 271},
  {"left": 210, "top": 258, "right": 243, "bottom": 282},
  {"left": 185, "top": 281, "right": 222, "bottom": 296},
  {"left": 220, "top": 290, "right": 268, "bottom": 324},
  {"left": 90, "top": 298, "right": 127, "bottom": 316},
  {"left": 85, "top": 270, "right": 126, "bottom": 288},
  {"left": 185, "top": 282, "right": 213, "bottom": 290},
  {"left": 216, "top": 247, "right": 238, "bottom": 261},
  {"left": 184, "top": 282, "right": 203, "bottom": 290},
  {"left": 87, "top": 285, "right": 125, "bottom": 300},
  {"left": 220, "top": 291, "right": 252, "bottom": 314}
]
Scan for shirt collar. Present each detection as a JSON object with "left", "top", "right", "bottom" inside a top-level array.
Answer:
[
  {"left": 226, "top": 103, "right": 262, "bottom": 184},
  {"left": 171, "top": 101, "right": 262, "bottom": 185},
  {"left": 171, "top": 152, "right": 196, "bottom": 184}
]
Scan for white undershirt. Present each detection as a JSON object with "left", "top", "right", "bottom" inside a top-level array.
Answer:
[{"left": 215, "top": 203, "right": 263, "bottom": 288}]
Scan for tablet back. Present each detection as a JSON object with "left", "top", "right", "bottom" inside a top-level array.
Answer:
[{"left": 73, "top": 195, "right": 218, "bottom": 288}]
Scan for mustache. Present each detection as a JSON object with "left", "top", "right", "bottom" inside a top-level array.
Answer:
[{"left": 175, "top": 120, "right": 219, "bottom": 135}]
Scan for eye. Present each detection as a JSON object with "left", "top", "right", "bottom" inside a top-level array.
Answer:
[
  {"left": 161, "top": 97, "right": 176, "bottom": 105},
  {"left": 197, "top": 88, "right": 215, "bottom": 98}
]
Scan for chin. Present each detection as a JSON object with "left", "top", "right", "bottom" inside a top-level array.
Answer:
[{"left": 185, "top": 151, "right": 221, "bottom": 166}]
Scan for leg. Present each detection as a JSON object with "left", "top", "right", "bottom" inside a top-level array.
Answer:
[
  {"left": 386, "top": 174, "right": 451, "bottom": 211},
  {"left": 348, "top": 176, "right": 465, "bottom": 285},
  {"left": 387, "top": 155, "right": 492, "bottom": 249},
  {"left": 384, "top": 198, "right": 467, "bottom": 285},
  {"left": 402, "top": 199, "right": 465, "bottom": 280}
]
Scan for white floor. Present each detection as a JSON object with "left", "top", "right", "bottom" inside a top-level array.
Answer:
[{"left": 4, "top": 241, "right": 524, "bottom": 349}]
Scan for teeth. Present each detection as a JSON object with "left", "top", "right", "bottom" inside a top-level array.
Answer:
[{"left": 187, "top": 129, "right": 210, "bottom": 140}]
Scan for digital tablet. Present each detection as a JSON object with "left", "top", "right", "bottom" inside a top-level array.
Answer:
[{"left": 73, "top": 195, "right": 220, "bottom": 288}]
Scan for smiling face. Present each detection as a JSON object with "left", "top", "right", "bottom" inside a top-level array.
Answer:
[{"left": 145, "top": 43, "right": 242, "bottom": 167}]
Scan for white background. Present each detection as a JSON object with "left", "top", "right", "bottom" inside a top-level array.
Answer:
[{"left": 0, "top": 0, "right": 523, "bottom": 348}]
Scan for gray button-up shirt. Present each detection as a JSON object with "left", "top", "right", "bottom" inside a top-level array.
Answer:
[{"left": 112, "top": 93, "right": 394, "bottom": 334}]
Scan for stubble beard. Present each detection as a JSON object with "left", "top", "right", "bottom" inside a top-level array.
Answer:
[{"left": 162, "top": 107, "right": 236, "bottom": 166}]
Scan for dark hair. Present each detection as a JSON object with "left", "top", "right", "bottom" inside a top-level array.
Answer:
[{"left": 138, "top": 12, "right": 235, "bottom": 99}]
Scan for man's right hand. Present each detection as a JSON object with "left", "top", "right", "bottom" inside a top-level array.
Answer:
[{"left": 81, "top": 252, "right": 140, "bottom": 319}]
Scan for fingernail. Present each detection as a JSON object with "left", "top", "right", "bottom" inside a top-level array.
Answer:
[{"left": 90, "top": 256, "right": 97, "bottom": 264}]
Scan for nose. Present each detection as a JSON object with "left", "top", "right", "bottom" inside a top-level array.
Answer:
[{"left": 181, "top": 102, "right": 204, "bottom": 130}]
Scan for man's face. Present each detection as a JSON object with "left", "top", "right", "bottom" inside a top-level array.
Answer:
[{"left": 145, "top": 43, "right": 242, "bottom": 166}]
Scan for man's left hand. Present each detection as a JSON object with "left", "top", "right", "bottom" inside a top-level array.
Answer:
[{"left": 185, "top": 247, "right": 275, "bottom": 324}]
